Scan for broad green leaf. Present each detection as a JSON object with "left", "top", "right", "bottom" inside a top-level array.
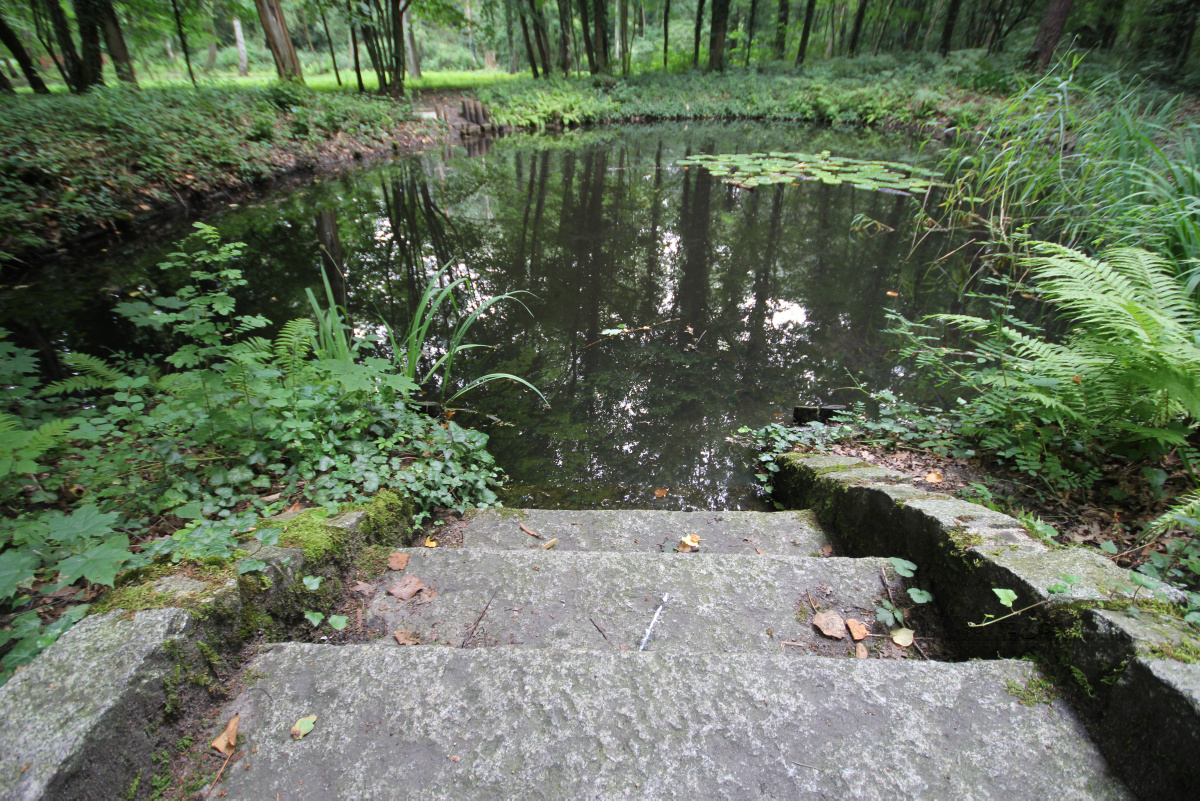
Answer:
[
  {"left": 0, "top": 549, "right": 40, "bottom": 600},
  {"left": 54, "top": 535, "right": 133, "bottom": 588},
  {"left": 238, "top": 559, "right": 268, "bottom": 575},
  {"left": 889, "top": 557, "right": 918, "bottom": 577},
  {"left": 993, "top": 588, "right": 1018, "bottom": 608},
  {"left": 328, "top": 615, "right": 349, "bottom": 630},
  {"left": 302, "top": 575, "right": 323, "bottom": 591},
  {"left": 303, "top": 611, "right": 325, "bottom": 627},
  {"left": 907, "top": 588, "right": 933, "bottom": 604},
  {"left": 45, "top": 504, "right": 120, "bottom": 547},
  {"left": 291, "top": 714, "right": 317, "bottom": 739}
]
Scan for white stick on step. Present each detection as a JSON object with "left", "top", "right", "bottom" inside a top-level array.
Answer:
[{"left": 639, "top": 593, "right": 670, "bottom": 652}]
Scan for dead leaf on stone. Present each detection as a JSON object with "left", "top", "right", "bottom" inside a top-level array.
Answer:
[
  {"left": 541, "top": 537, "right": 558, "bottom": 550},
  {"left": 290, "top": 715, "right": 317, "bottom": 740},
  {"left": 676, "top": 534, "right": 700, "bottom": 553},
  {"left": 846, "top": 619, "right": 868, "bottom": 641},
  {"left": 891, "top": 628, "right": 915, "bottom": 647},
  {"left": 388, "top": 552, "right": 410, "bottom": 571},
  {"left": 424, "top": 536, "right": 438, "bottom": 548},
  {"left": 820, "top": 545, "right": 834, "bottom": 557},
  {"left": 654, "top": 488, "right": 668, "bottom": 498},
  {"left": 754, "top": 548, "right": 767, "bottom": 555},
  {"left": 417, "top": 587, "right": 438, "bottom": 604},
  {"left": 388, "top": 575, "right": 426, "bottom": 600},
  {"left": 211, "top": 713, "right": 239, "bottom": 756},
  {"left": 855, "top": 642, "right": 869, "bottom": 659},
  {"left": 351, "top": 581, "right": 374, "bottom": 595},
  {"left": 519, "top": 523, "right": 541, "bottom": 538},
  {"left": 924, "top": 470, "right": 944, "bottom": 483},
  {"left": 813, "top": 610, "right": 847, "bottom": 639},
  {"left": 394, "top": 629, "right": 420, "bottom": 645}
]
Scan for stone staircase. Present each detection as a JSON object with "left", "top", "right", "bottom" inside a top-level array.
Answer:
[{"left": 216, "top": 509, "right": 1129, "bottom": 799}]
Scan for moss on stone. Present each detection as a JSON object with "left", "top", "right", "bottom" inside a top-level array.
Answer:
[
  {"left": 1004, "top": 675, "right": 1059, "bottom": 706},
  {"left": 1148, "top": 638, "right": 1200, "bottom": 663},
  {"left": 260, "top": 510, "right": 342, "bottom": 562},
  {"left": 358, "top": 489, "right": 417, "bottom": 545},
  {"left": 354, "top": 544, "right": 390, "bottom": 579}
]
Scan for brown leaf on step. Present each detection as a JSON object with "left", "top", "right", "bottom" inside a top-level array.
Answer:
[
  {"left": 449, "top": 755, "right": 461, "bottom": 762},
  {"left": 351, "top": 581, "right": 374, "bottom": 595},
  {"left": 388, "top": 575, "right": 426, "bottom": 600},
  {"left": 654, "top": 488, "right": 668, "bottom": 498},
  {"left": 541, "top": 537, "right": 558, "bottom": 550},
  {"left": 846, "top": 619, "right": 868, "bottom": 641},
  {"left": 424, "top": 536, "right": 438, "bottom": 548},
  {"left": 820, "top": 545, "right": 834, "bottom": 557},
  {"left": 855, "top": 642, "right": 869, "bottom": 659},
  {"left": 394, "top": 629, "right": 420, "bottom": 645},
  {"left": 417, "top": 588, "right": 438, "bottom": 604},
  {"left": 924, "top": 470, "right": 944, "bottom": 483},
  {"left": 675, "top": 534, "right": 701, "bottom": 553},
  {"left": 284, "top": 502, "right": 303, "bottom": 513},
  {"left": 754, "top": 548, "right": 767, "bottom": 555},
  {"left": 519, "top": 523, "right": 542, "bottom": 538},
  {"left": 387, "top": 552, "right": 409, "bottom": 571},
  {"left": 812, "top": 610, "right": 847, "bottom": 639},
  {"left": 211, "top": 713, "right": 239, "bottom": 756}
]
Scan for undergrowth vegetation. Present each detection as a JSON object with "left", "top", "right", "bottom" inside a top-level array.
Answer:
[
  {"left": 0, "top": 224, "right": 534, "bottom": 682},
  {"left": 0, "top": 83, "right": 415, "bottom": 263}
]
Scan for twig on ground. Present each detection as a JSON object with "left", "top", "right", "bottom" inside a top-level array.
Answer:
[
  {"left": 781, "top": 641, "right": 806, "bottom": 648},
  {"left": 204, "top": 750, "right": 236, "bottom": 799},
  {"left": 590, "top": 617, "right": 609, "bottom": 642},
  {"left": 460, "top": 591, "right": 497, "bottom": 648},
  {"left": 805, "top": 590, "right": 818, "bottom": 613}
]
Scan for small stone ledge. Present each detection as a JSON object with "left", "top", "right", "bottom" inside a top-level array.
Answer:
[
  {"left": 775, "top": 449, "right": 1200, "bottom": 796},
  {"left": 0, "top": 609, "right": 196, "bottom": 800}
]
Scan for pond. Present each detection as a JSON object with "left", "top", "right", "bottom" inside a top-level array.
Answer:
[{"left": 4, "top": 123, "right": 966, "bottom": 512}]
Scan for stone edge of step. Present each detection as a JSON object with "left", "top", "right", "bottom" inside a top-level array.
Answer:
[{"left": 774, "top": 451, "right": 1199, "bottom": 798}]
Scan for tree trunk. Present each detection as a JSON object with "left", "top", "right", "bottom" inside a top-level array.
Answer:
[
  {"left": 0, "top": 14, "right": 50, "bottom": 92},
  {"left": 708, "top": 0, "right": 730, "bottom": 70},
  {"left": 74, "top": 0, "right": 105, "bottom": 89},
  {"left": 578, "top": 0, "right": 597, "bottom": 72},
  {"left": 557, "top": 0, "right": 572, "bottom": 74},
  {"left": 403, "top": 8, "right": 419, "bottom": 79},
  {"left": 44, "top": 0, "right": 83, "bottom": 90},
  {"left": 745, "top": 0, "right": 758, "bottom": 65},
  {"left": 390, "top": 0, "right": 406, "bottom": 97},
  {"left": 939, "top": 0, "right": 961, "bottom": 55},
  {"left": 772, "top": 0, "right": 788, "bottom": 57},
  {"left": 0, "top": 65, "right": 12, "bottom": 92},
  {"left": 796, "top": 0, "right": 817, "bottom": 64},
  {"left": 518, "top": 6, "right": 540, "bottom": 76},
  {"left": 663, "top": 0, "right": 671, "bottom": 68},
  {"left": 619, "top": 0, "right": 629, "bottom": 73},
  {"left": 321, "top": 10, "right": 342, "bottom": 84},
  {"left": 1174, "top": 0, "right": 1199, "bottom": 71},
  {"left": 233, "top": 17, "right": 249, "bottom": 75},
  {"left": 99, "top": 0, "right": 136, "bottom": 85},
  {"left": 253, "top": 0, "right": 305, "bottom": 82},
  {"left": 1026, "top": 0, "right": 1074, "bottom": 71},
  {"left": 169, "top": 0, "right": 196, "bottom": 85},
  {"left": 693, "top": 0, "right": 706, "bottom": 66},
  {"left": 594, "top": 0, "right": 610, "bottom": 72}
]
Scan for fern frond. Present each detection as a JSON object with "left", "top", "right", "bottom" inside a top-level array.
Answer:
[
  {"left": 1142, "top": 489, "right": 1200, "bottom": 540},
  {"left": 39, "top": 352, "right": 128, "bottom": 396},
  {"left": 274, "top": 318, "right": 315, "bottom": 372}
]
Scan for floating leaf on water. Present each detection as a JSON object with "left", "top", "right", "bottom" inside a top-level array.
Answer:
[{"left": 673, "top": 151, "right": 943, "bottom": 196}]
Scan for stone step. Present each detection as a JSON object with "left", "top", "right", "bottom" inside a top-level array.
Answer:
[
  {"left": 217, "top": 645, "right": 1129, "bottom": 799},
  {"left": 458, "top": 508, "right": 830, "bottom": 553},
  {"left": 367, "top": 550, "right": 906, "bottom": 655}
]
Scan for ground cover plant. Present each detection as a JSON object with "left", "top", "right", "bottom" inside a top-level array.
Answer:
[{"left": 0, "top": 224, "right": 539, "bottom": 683}]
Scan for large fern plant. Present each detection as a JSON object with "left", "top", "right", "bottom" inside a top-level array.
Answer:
[{"left": 900, "top": 243, "right": 1200, "bottom": 489}]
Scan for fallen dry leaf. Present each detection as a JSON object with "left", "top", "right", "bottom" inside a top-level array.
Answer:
[
  {"left": 820, "top": 545, "right": 834, "bottom": 557},
  {"left": 211, "top": 713, "right": 239, "bottom": 756},
  {"left": 449, "top": 755, "right": 461, "bottom": 762},
  {"left": 541, "top": 537, "right": 558, "bottom": 550},
  {"left": 388, "top": 552, "right": 410, "bottom": 571},
  {"left": 417, "top": 588, "right": 438, "bottom": 604},
  {"left": 855, "top": 642, "right": 869, "bottom": 659},
  {"left": 812, "top": 610, "right": 847, "bottom": 639},
  {"left": 259, "top": 492, "right": 281, "bottom": 503},
  {"left": 886, "top": 290, "right": 900, "bottom": 297},
  {"left": 388, "top": 575, "right": 426, "bottom": 600},
  {"left": 891, "top": 628, "right": 915, "bottom": 647},
  {"left": 676, "top": 534, "right": 701, "bottom": 553},
  {"left": 654, "top": 488, "right": 668, "bottom": 498},
  {"left": 846, "top": 619, "right": 868, "bottom": 641},
  {"left": 424, "top": 536, "right": 438, "bottom": 548},
  {"left": 351, "top": 581, "right": 374, "bottom": 595},
  {"left": 754, "top": 548, "right": 767, "bottom": 555},
  {"left": 519, "top": 523, "right": 541, "bottom": 538},
  {"left": 394, "top": 629, "right": 420, "bottom": 645},
  {"left": 924, "top": 470, "right": 944, "bottom": 483},
  {"left": 290, "top": 715, "right": 317, "bottom": 740}
]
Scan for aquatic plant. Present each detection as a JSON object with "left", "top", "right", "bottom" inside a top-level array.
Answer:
[{"left": 675, "top": 151, "right": 940, "bottom": 195}]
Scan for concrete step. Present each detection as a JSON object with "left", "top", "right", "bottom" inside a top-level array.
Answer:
[
  {"left": 458, "top": 508, "right": 830, "bottom": 553},
  {"left": 217, "top": 645, "right": 1128, "bottom": 799},
  {"left": 366, "top": 550, "right": 906, "bottom": 655}
]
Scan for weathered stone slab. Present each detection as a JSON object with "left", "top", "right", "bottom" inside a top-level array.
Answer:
[
  {"left": 367, "top": 550, "right": 901, "bottom": 653},
  {"left": 216, "top": 644, "right": 1129, "bottom": 799},
  {"left": 460, "top": 508, "right": 830, "bottom": 554},
  {"left": 0, "top": 608, "right": 194, "bottom": 800}
]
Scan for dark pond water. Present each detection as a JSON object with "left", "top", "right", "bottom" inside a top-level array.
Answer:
[{"left": 5, "top": 123, "right": 969, "bottom": 511}]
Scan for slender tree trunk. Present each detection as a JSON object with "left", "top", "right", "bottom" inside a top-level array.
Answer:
[
  {"left": 44, "top": 0, "right": 83, "bottom": 91},
  {"left": 579, "top": 0, "right": 597, "bottom": 72},
  {"left": 708, "top": 0, "right": 730, "bottom": 70},
  {"left": 253, "top": 0, "right": 305, "bottom": 82},
  {"left": 0, "top": 66, "right": 13, "bottom": 92},
  {"left": 390, "top": 0, "right": 407, "bottom": 97},
  {"left": 519, "top": 6, "right": 540, "bottom": 76},
  {"left": 320, "top": 10, "right": 342, "bottom": 84},
  {"left": 1175, "top": 0, "right": 1199, "bottom": 71},
  {"left": 772, "top": 0, "right": 788, "bottom": 57},
  {"left": 0, "top": 15, "right": 50, "bottom": 92},
  {"left": 347, "top": 2, "right": 364, "bottom": 91},
  {"left": 594, "top": 0, "right": 610, "bottom": 72},
  {"left": 939, "top": 0, "right": 961, "bottom": 55},
  {"left": 557, "top": 0, "right": 572, "bottom": 74},
  {"left": 233, "top": 17, "right": 249, "bottom": 76},
  {"left": 99, "top": 0, "right": 136, "bottom": 84},
  {"left": 73, "top": 0, "right": 105, "bottom": 89},
  {"left": 796, "top": 0, "right": 817, "bottom": 64},
  {"left": 169, "top": 0, "right": 196, "bottom": 85},
  {"left": 663, "top": 0, "right": 671, "bottom": 68},
  {"left": 1026, "top": 0, "right": 1075, "bottom": 71},
  {"left": 404, "top": 7, "right": 420, "bottom": 79},
  {"left": 745, "top": 0, "right": 758, "bottom": 65},
  {"left": 693, "top": 0, "right": 706, "bottom": 66},
  {"left": 619, "top": 0, "right": 629, "bottom": 73}
]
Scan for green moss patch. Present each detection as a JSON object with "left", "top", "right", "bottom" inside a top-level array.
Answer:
[
  {"left": 259, "top": 511, "right": 342, "bottom": 562},
  {"left": 358, "top": 489, "right": 417, "bottom": 545}
]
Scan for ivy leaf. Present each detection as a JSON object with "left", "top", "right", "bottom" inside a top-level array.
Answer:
[
  {"left": 0, "top": 549, "right": 40, "bottom": 600},
  {"left": 303, "top": 611, "right": 325, "bottom": 627},
  {"left": 226, "top": 465, "right": 255, "bottom": 485},
  {"left": 54, "top": 535, "right": 133, "bottom": 588},
  {"left": 237, "top": 559, "right": 268, "bottom": 575},
  {"left": 993, "top": 588, "right": 1018, "bottom": 608},
  {"left": 172, "top": 502, "right": 205, "bottom": 520},
  {"left": 302, "top": 575, "right": 323, "bottom": 591},
  {"left": 328, "top": 615, "right": 349, "bottom": 630},
  {"left": 255, "top": 528, "right": 280, "bottom": 546}
]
